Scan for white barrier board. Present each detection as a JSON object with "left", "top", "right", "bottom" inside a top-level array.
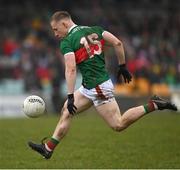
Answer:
[{"left": 0, "top": 95, "right": 26, "bottom": 118}]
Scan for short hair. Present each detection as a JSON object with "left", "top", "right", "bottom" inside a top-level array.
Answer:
[{"left": 50, "top": 11, "right": 71, "bottom": 22}]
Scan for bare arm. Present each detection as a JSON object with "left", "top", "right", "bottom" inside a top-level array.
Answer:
[
  {"left": 103, "top": 31, "right": 132, "bottom": 83},
  {"left": 102, "top": 31, "right": 125, "bottom": 65},
  {"left": 64, "top": 53, "right": 77, "bottom": 94}
]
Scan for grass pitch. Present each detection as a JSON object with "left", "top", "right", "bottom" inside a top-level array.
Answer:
[{"left": 0, "top": 110, "right": 180, "bottom": 169}]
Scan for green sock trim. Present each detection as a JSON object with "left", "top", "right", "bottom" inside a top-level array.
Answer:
[
  {"left": 51, "top": 137, "right": 59, "bottom": 145},
  {"left": 143, "top": 104, "right": 149, "bottom": 114},
  {"left": 143, "top": 101, "right": 156, "bottom": 114}
]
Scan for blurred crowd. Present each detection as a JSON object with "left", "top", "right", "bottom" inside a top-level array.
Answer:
[{"left": 0, "top": 0, "right": 180, "bottom": 98}]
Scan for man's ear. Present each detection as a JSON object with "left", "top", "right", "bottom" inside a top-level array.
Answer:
[{"left": 62, "top": 21, "right": 68, "bottom": 28}]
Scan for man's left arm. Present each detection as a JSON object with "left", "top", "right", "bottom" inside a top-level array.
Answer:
[
  {"left": 64, "top": 52, "right": 76, "bottom": 94},
  {"left": 64, "top": 52, "right": 77, "bottom": 114}
]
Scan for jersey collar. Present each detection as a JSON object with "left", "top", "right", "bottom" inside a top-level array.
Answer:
[{"left": 68, "top": 24, "right": 77, "bottom": 33}]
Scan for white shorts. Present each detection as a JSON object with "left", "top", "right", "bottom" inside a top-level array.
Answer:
[{"left": 79, "top": 79, "right": 115, "bottom": 106}]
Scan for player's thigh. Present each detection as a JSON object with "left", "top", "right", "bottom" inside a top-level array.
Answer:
[
  {"left": 64, "top": 89, "right": 93, "bottom": 114},
  {"left": 95, "top": 99, "right": 121, "bottom": 128}
]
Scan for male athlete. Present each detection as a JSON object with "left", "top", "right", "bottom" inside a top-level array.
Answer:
[{"left": 28, "top": 11, "right": 177, "bottom": 159}]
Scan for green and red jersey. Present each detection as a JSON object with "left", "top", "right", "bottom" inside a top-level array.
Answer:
[{"left": 60, "top": 25, "right": 109, "bottom": 89}]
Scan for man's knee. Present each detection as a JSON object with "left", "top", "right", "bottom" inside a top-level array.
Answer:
[
  {"left": 60, "top": 104, "right": 71, "bottom": 119},
  {"left": 111, "top": 120, "right": 127, "bottom": 132},
  {"left": 111, "top": 124, "right": 125, "bottom": 132},
  {"left": 59, "top": 105, "right": 72, "bottom": 126}
]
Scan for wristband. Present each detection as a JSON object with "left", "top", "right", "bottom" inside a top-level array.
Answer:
[
  {"left": 68, "top": 94, "right": 74, "bottom": 99},
  {"left": 119, "top": 64, "right": 126, "bottom": 67}
]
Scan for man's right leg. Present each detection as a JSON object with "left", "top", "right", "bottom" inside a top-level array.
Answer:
[
  {"left": 28, "top": 90, "right": 93, "bottom": 159},
  {"left": 95, "top": 95, "right": 177, "bottom": 132}
]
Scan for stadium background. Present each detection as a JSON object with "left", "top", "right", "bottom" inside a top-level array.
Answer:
[
  {"left": 0, "top": 0, "right": 180, "bottom": 169},
  {"left": 0, "top": 0, "right": 180, "bottom": 115},
  {"left": 0, "top": 0, "right": 180, "bottom": 116}
]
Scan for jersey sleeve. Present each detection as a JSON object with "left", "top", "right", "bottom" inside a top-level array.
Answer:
[
  {"left": 60, "top": 39, "right": 74, "bottom": 55},
  {"left": 92, "top": 26, "right": 105, "bottom": 37}
]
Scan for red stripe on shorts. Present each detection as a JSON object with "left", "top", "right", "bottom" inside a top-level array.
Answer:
[{"left": 95, "top": 85, "right": 107, "bottom": 99}]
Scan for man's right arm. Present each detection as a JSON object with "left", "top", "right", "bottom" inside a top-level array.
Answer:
[
  {"left": 102, "top": 31, "right": 125, "bottom": 65},
  {"left": 102, "top": 31, "right": 132, "bottom": 83}
]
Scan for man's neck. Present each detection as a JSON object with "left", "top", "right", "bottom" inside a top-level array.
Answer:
[{"left": 68, "top": 24, "right": 77, "bottom": 33}]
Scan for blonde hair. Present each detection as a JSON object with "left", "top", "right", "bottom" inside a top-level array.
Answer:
[{"left": 50, "top": 11, "right": 71, "bottom": 22}]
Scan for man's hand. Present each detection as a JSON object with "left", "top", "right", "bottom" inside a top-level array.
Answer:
[
  {"left": 67, "top": 94, "right": 77, "bottom": 115},
  {"left": 117, "top": 64, "right": 132, "bottom": 83}
]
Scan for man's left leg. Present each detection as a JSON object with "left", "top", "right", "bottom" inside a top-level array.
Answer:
[{"left": 28, "top": 90, "right": 93, "bottom": 159}]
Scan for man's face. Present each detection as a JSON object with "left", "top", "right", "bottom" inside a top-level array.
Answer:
[{"left": 50, "top": 20, "right": 68, "bottom": 39}]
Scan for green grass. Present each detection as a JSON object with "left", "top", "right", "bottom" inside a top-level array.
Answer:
[{"left": 0, "top": 110, "right": 180, "bottom": 169}]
